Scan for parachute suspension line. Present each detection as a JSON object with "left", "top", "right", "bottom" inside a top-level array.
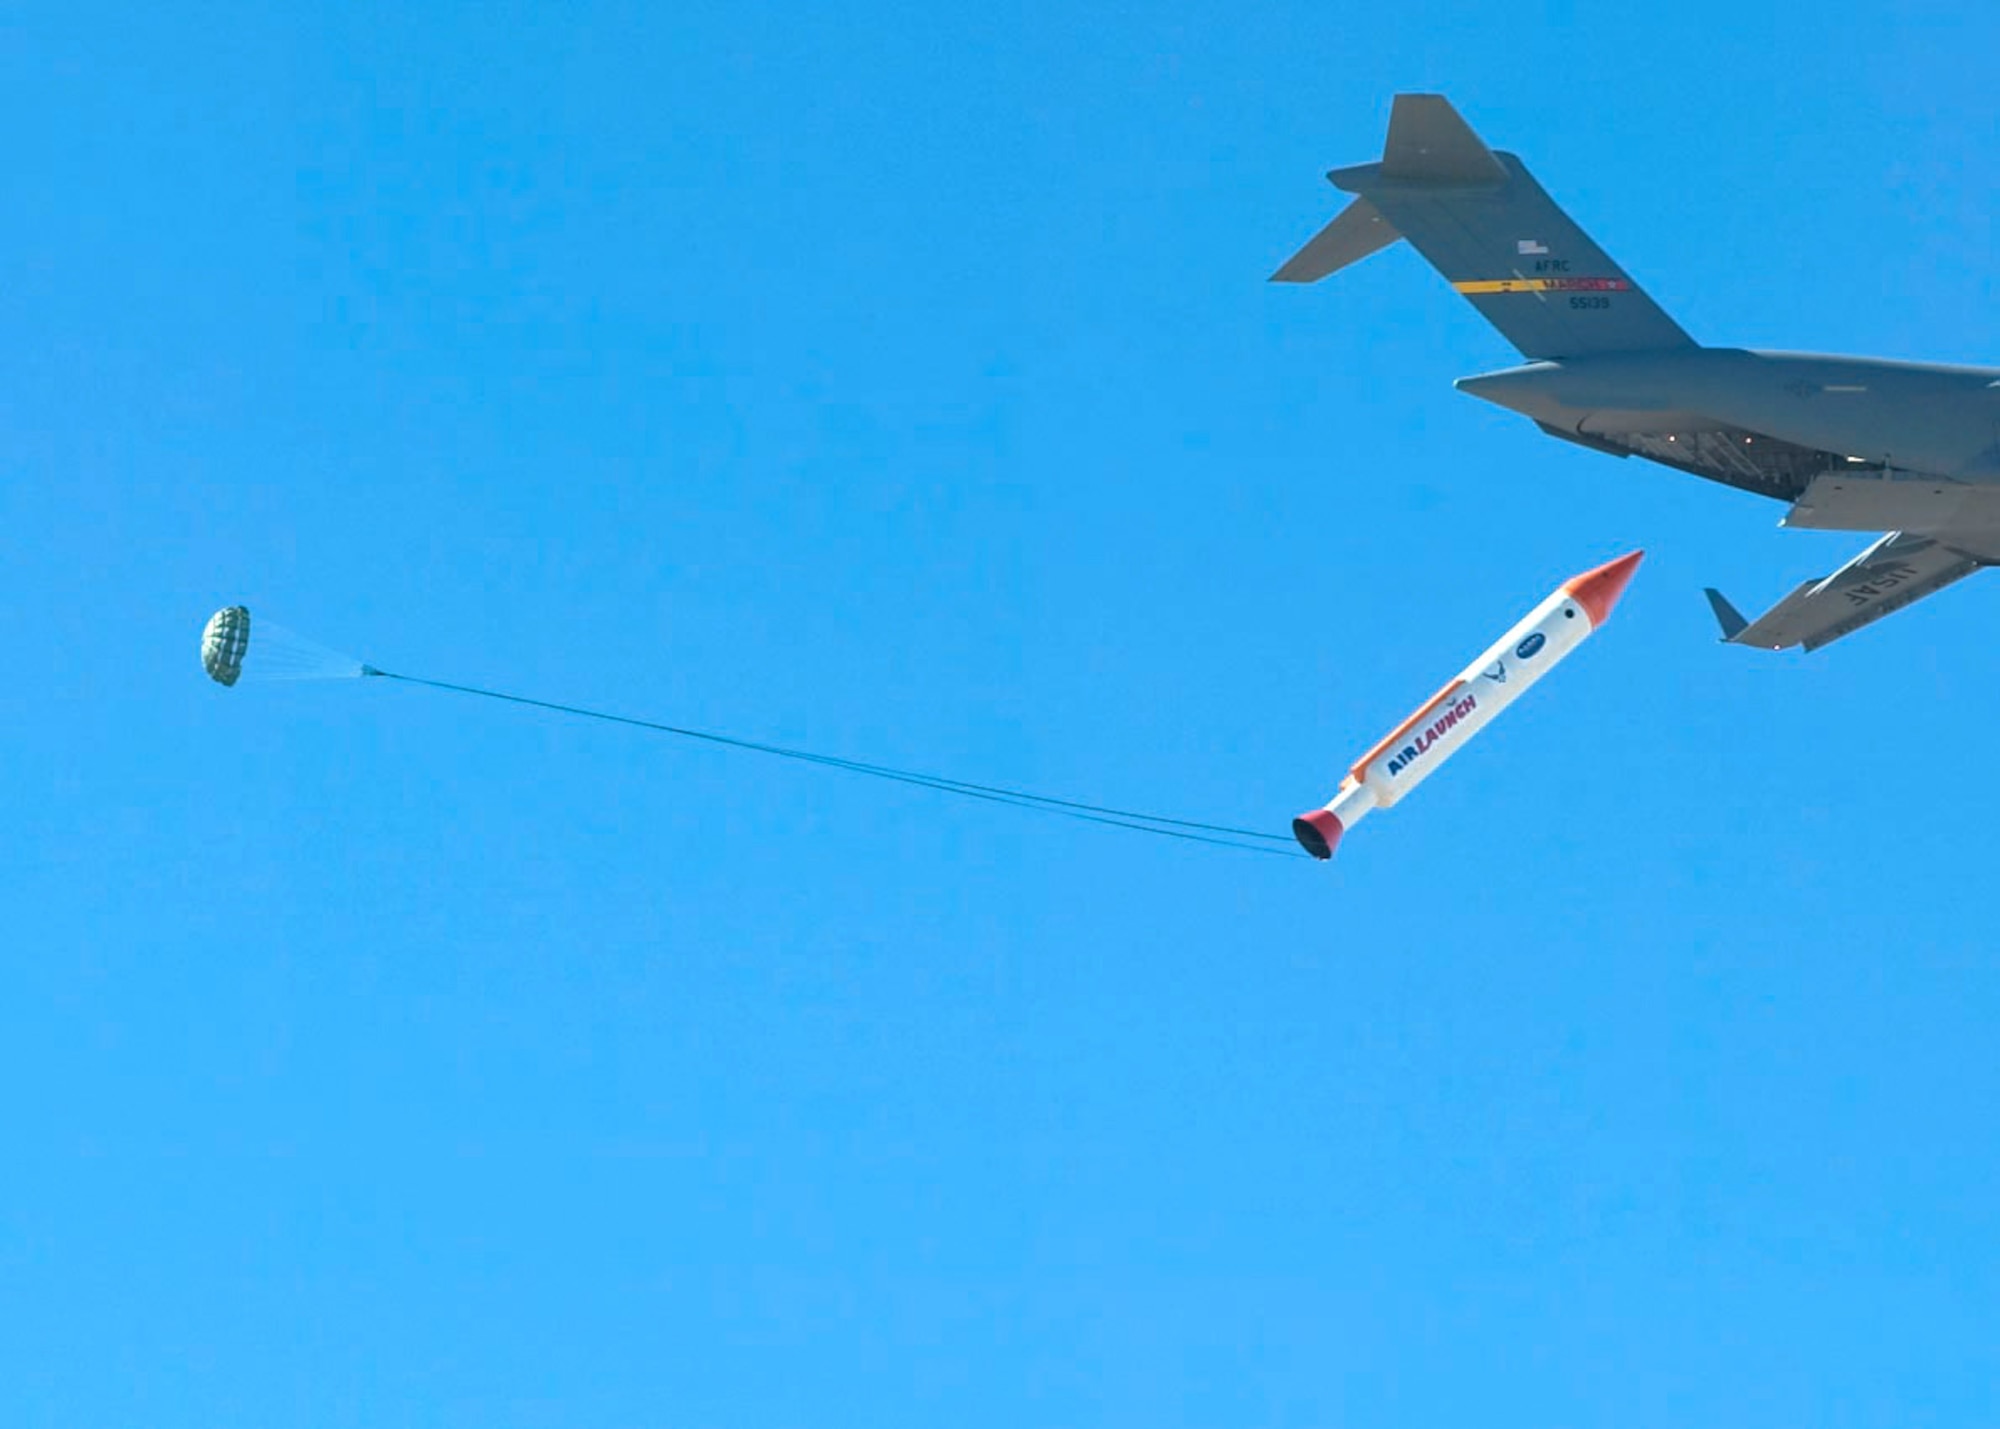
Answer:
[
  {"left": 241, "top": 621, "right": 368, "bottom": 681},
  {"left": 363, "top": 670, "right": 1304, "bottom": 858}
]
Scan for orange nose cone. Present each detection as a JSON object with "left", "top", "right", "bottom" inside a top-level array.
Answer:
[{"left": 1563, "top": 549, "right": 1644, "bottom": 627}]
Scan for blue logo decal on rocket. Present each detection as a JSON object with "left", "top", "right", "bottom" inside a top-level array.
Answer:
[{"left": 1515, "top": 633, "right": 1546, "bottom": 660}]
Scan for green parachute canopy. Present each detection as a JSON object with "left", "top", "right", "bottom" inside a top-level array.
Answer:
[{"left": 201, "top": 606, "right": 251, "bottom": 686}]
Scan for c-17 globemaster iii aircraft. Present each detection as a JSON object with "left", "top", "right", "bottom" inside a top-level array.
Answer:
[{"left": 1274, "top": 93, "right": 2000, "bottom": 652}]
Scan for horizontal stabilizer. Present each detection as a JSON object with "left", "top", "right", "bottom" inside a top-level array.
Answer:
[
  {"left": 1270, "top": 197, "right": 1400, "bottom": 283},
  {"left": 1712, "top": 532, "right": 1984, "bottom": 653}
]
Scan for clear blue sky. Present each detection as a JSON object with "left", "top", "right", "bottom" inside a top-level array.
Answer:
[{"left": 5, "top": 3, "right": 1996, "bottom": 1424}]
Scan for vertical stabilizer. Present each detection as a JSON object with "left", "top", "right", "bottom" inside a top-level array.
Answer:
[
  {"left": 1380, "top": 94, "right": 1508, "bottom": 184},
  {"left": 1275, "top": 94, "right": 1695, "bottom": 358}
]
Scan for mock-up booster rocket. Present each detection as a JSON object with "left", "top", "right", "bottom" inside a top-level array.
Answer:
[{"left": 1293, "top": 551, "right": 1643, "bottom": 859}]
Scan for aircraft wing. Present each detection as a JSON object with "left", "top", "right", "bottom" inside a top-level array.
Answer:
[{"left": 1705, "top": 532, "right": 1985, "bottom": 652}]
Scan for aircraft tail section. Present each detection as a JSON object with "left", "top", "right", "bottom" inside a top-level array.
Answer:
[{"left": 1274, "top": 94, "right": 1696, "bottom": 360}]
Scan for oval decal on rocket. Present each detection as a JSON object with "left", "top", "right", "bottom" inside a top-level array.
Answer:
[{"left": 1515, "top": 632, "right": 1547, "bottom": 659}]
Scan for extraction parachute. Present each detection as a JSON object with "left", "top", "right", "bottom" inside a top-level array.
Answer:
[
  {"left": 194, "top": 604, "right": 1297, "bottom": 856},
  {"left": 201, "top": 606, "right": 251, "bottom": 686},
  {"left": 198, "top": 605, "right": 368, "bottom": 685}
]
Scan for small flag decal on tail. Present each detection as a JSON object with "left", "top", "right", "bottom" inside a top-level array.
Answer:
[{"left": 1517, "top": 239, "right": 1549, "bottom": 254}]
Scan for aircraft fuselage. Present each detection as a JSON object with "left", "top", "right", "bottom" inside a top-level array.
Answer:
[{"left": 1457, "top": 351, "right": 2000, "bottom": 485}]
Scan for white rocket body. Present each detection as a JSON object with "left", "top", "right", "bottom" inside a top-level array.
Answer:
[{"left": 1294, "top": 551, "right": 1642, "bottom": 860}]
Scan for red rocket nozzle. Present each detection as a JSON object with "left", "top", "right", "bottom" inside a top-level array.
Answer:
[
  {"left": 1292, "top": 808, "right": 1345, "bottom": 860},
  {"left": 1564, "top": 549, "right": 1644, "bottom": 626}
]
